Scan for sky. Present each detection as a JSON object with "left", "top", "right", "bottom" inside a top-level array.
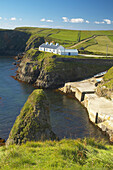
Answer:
[{"left": 0, "top": 0, "right": 113, "bottom": 30}]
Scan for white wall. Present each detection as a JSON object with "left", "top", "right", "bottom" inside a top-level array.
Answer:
[{"left": 39, "top": 47, "right": 45, "bottom": 51}]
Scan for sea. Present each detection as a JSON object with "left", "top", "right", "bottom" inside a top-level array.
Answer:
[{"left": 0, "top": 56, "right": 108, "bottom": 142}]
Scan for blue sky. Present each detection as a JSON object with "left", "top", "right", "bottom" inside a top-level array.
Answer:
[{"left": 0, "top": 0, "right": 113, "bottom": 30}]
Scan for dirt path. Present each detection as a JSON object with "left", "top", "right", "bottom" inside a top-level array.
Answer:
[{"left": 69, "top": 35, "right": 97, "bottom": 49}]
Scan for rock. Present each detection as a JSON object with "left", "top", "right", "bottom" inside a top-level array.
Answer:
[
  {"left": 0, "top": 138, "right": 5, "bottom": 146},
  {"left": 12, "top": 62, "right": 16, "bottom": 65},
  {"left": 16, "top": 60, "right": 40, "bottom": 83},
  {"left": 6, "top": 89, "right": 56, "bottom": 145}
]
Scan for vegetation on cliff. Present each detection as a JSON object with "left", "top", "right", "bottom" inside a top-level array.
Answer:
[
  {"left": 0, "top": 30, "right": 29, "bottom": 55},
  {"left": 1, "top": 138, "right": 113, "bottom": 169},
  {"left": 6, "top": 89, "right": 56, "bottom": 145},
  {"left": 96, "top": 66, "right": 113, "bottom": 99},
  {"left": 16, "top": 47, "right": 113, "bottom": 89}
]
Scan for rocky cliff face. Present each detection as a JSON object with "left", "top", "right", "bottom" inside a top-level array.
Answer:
[
  {"left": 0, "top": 30, "right": 29, "bottom": 55},
  {"left": 16, "top": 60, "right": 40, "bottom": 83},
  {"left": 15, "top": 50, "right": 113, "bottom": 89},
  {"left": 6, "top": 89, "right": 56, "bottom": 145}
]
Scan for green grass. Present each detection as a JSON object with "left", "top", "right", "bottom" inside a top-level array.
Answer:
[
  {"left": 14, "top": 27, "right": 113, "bottom": 53},
  {"left": 90, "top": 30, "right": 113, "bottom": 36},
  {"left": 75, "top": 38, "right": 97, "bottom": 49},
  {"left": 103, "top": 66, "right": 113, "bottom": 90},
  {"left": 108, "top": 35, "right": 113, "bottom": 42},
  {"left": 80, "top": 31, "right": 92, "bottom": 40},
  {"left": 49, "top": 30, "right": 78, "bottom": 42},
  {"left": 0, "top": 138, "right": 113, "bottom": 170},
  {"left": 86, "top": 36, "right": 113, "bottom": 55}
]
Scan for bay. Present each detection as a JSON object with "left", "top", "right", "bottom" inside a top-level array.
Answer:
[{"left": 0, "top": 56, "right": 108, "bottom": 142}]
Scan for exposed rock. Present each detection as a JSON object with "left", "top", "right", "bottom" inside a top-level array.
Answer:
[
  {"left": 0, "top": 30, "right": 29, "bottom": 55},
  {"left": 12, "top": 62, "right": 16, "bottom": 65},
  {"left": 6, "top": 89, "right": 56, "bottom": 145},
  {"left": 16, "top": 60, "right": 40, "bottom": 83},
  {"left": 0, "top": 138, "right": 5, "bottom": 146}
]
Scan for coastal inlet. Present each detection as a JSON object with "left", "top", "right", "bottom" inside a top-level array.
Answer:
[{"left": 0, "top": 56, "right": 109, "bottom": 142}]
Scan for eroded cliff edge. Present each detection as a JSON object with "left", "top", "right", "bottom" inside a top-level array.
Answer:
[
  {"left": 6, "top": 89, "right": 56, "bottom": 145},
  {"left": 15, "top": 48, "right": 113, "bottom": 89}
]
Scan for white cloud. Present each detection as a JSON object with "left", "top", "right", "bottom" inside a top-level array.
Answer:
[
  {"left": 4, "top": 18, "right": 7, "bottom": 20},
  {"left": 10, "top": 17, "right": 16, "bottom": 21},
  {"left": 94, "top": 21, "right": 105, "bottom": 24},
  {"left": 40, "top": 18, "right": 53, "bottom": 22},
  {"left": 46, "top": 19, "right": 53, "bottom": 22},
  {"left": 0, "top": 17, "right": 2, "bottom": 20},
  {"left": 104, "top": 19, "right": 111, "bottom": 24},
  {"left": 70, "top": 18, "right": 84, "bottom": 23},
  {"left": 40, "top": 18, "right": 46, "bottom": 22},
  {"left": 94, "top": 21, "right": 100, "bottom": 24},
  {"left": 94, "top": 19, "right": 111, "bottom": 25},
  {"left": 62, "top": 17, "right": 69, "bottom": 22},
  {"left": 86, "top": 20, "right": 90, "bottom": 23}
]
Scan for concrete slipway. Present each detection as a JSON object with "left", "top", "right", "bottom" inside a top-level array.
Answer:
[{"left": 59, "top": 78, "right": 113, "bottom": 143}]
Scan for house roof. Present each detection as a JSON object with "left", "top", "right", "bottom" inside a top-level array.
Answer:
[{"left": 39, "top": 43, "right": 60, "bottom": 50}]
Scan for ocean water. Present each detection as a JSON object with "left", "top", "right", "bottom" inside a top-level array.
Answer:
[{"left": 0, "top": 56, "right": 108, "bottom": 142}]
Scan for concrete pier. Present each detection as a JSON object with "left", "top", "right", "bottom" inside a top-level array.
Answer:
[{"left": 59, "top": 78, "right": 113, "bottom": 142}]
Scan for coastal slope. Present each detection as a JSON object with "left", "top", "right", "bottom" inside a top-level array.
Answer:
[
  {"left": 6, "top": 89, "right": 56, "bottom": 145},
  {"left": 15, "top": 48, "right": 113, "bottom": 89}
]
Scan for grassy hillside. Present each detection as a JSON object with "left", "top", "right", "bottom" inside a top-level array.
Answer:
[
  {"left": 108, "top": 35, "right": 113, "bottom": 42},
  {"left": 15, "top": 27, "right": 113, "bottom": 55},
  {"left": 103, "top": 66, "right": 113, "bottom": 90},
  {"left": 86, "top": 36, "right": 113, "bottom": 55},
  {"left": 96, "top": 66, "right": 113, "bottom": 99},
  {"left": 0, "top": 138, "right": 113, "bottom": 170}
]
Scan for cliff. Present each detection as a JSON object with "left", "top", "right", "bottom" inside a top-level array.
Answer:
[
  {"left": 6, "top": 89, "right": 56, "bottom": 145},
  {"left": 0, "top": 30, "right": 30, "bottom": 55},
  {"left": 15, "top": 48, "right": 113, "bottom": 89}
]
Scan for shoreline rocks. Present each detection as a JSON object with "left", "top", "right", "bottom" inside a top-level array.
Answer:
[{"left": 0, "top": 138, "right": 5, "bottom": 146}]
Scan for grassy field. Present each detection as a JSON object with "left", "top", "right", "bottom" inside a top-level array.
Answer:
[
  {"left": 49, "top": 30, "right": 78, "bottom": 41},
  {"left": 75, "top": 38, "right": 97, "bottom": 49},
  {"left": 15, "top": 27, "right": 113, "bottom": 55},
  {"left": 0, "top": 138, "right": 113, "bottom": 170},
  {"left": 108, "top": 35, "right": 113, "bottom": 42},
  {"left": 86, "top": 36, "right": 113, "bottom": 55}
]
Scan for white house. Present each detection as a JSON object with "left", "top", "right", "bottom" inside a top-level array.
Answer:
[{"left": 39, "top": 42, "right": 78, "bottom": 56}]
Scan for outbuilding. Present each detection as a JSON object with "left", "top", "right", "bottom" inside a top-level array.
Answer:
[
  {"left": 58, "top": 49, "right": 78, "bottom": 56},
  {"left": 39, "top": 42, "right": 78, "bottom": 56}
]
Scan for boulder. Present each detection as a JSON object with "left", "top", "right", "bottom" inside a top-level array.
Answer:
[{"left": 6, "top": 89, "right": 56, "bottom": 145}]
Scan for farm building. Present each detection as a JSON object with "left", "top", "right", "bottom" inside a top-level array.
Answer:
[
  {"left": 39, "top": 42, "right": 78, "bottom": 56},
  {"left": 58, "top": 49, "right": 78, "bottom": 56}
]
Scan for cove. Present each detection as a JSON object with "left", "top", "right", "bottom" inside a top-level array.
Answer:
[{"left": 0, "top": 56, "right": 108, "bottom": 142}]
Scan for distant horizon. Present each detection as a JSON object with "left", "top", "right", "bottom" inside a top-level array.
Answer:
[{"left": 1, "top": 26, "right": 113, "bottom": 31}]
